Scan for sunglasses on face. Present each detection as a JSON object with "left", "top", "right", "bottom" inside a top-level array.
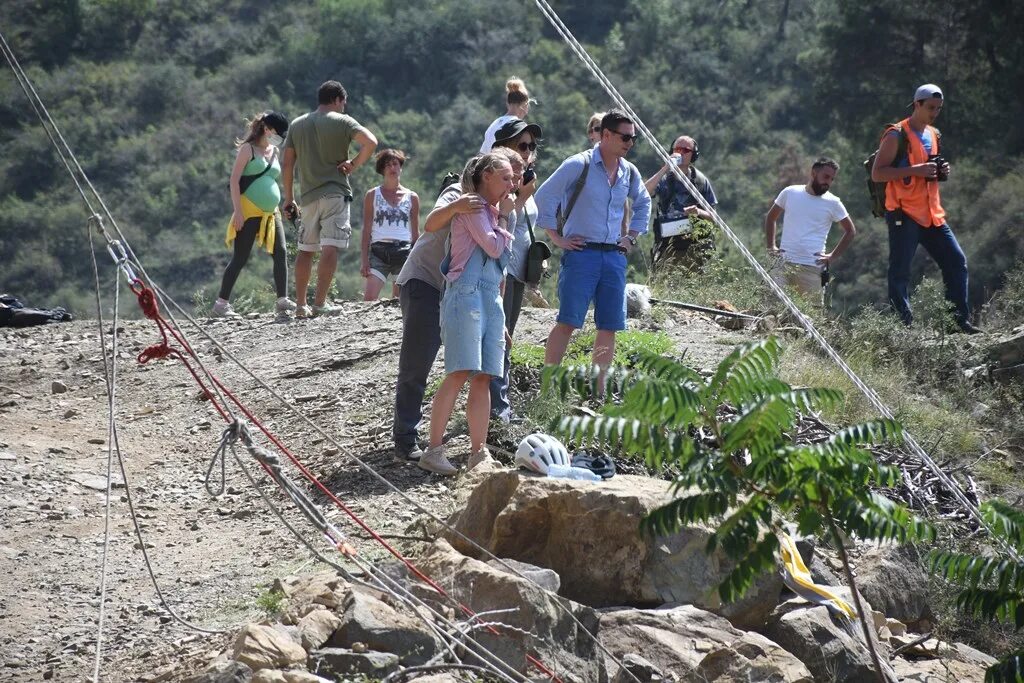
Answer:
[
  {"left": 517, "top": 141, "right": 538, "bottom": 152},
  {"left": 674, "top": 146, "right": 694, "bottom": 154},
  {"left": 612, "top": 131, "right": 639, "bottom": 144},
  {"left": 589, "top": 126, "right": 601, "bottom": 134}
]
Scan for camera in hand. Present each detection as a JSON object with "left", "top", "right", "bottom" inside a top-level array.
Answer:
[
  {"left": 927, "top": 154, "right": 948, "bottom": 182},
  {"left": 523, "top": 165, "right": 536, "bottom": 185},
  {"left": 284, "top": 203, "right": 298, "bottom": 221}
]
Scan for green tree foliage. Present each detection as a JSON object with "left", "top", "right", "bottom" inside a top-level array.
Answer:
[
  {"left": 930, "top": 501, "right": 1024, "bottom": 683},
  {"left": 542, "top": 337, "right": 935, "bottom": 680},
  {"left": 0, "top": 0, "right": 1021, "bottom": 316}
]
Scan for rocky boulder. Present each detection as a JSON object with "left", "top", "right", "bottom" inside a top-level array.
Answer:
[
  {"left": 329, "top": 586, "right": 439, "bottom": 665},
  {"left": 892, "top": 657, "right": 988, "bottom": 683},
  {"left": 231, "top": 624, "right": 307, "bottom": 672},
  {"left": 416, "top": 538, "right": 605, "bottom": 683},
  {"left": 446, "top": 470, "right": 782, "bottom": 628},
  {"left": 855, "top": 545, "right": 933, "bottom": 625},
  {"left": 599, "top": 604, "right": 811, "bottom": 681},
  {"left": 760, "top": 599, "right": 897, "bottom": 683}
]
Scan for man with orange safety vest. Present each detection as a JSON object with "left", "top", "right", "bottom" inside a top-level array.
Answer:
[{"left": 870, "top": 84, "right": 981, "bottom": 334}]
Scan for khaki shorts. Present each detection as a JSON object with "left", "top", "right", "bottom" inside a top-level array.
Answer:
[
  {"left": 770, "top": 261, "right": 824, "bottom": 306},
  {"left": 298, "top": 195, "right": 351, "bottom": 252}
]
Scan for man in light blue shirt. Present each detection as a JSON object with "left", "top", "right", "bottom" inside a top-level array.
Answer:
[{"left": 533, "top": 108, "right": 651, "bottom": 381}]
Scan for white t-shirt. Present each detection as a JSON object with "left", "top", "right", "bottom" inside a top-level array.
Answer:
[
  {"left": 774, "top": 185, "right": 849, "bottom": 267},
  {"left": 480, "top": 114, "right": 517, "bottom": 153}
]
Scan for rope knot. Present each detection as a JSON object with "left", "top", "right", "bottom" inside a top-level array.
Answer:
[
  {"left": 137, "top": 343, "right": 172, "bottom": 364},
  {"left": 135, "top": 285, "right": 160, "bottom": 320}
]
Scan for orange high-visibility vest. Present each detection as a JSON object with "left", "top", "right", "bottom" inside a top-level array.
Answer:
[{"left": 884, "top": 118, "right": 946, "bottom": 227}]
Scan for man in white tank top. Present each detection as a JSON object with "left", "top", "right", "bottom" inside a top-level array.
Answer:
[{"left": 764, "top": 157, "right": 857, "bottom": 306}]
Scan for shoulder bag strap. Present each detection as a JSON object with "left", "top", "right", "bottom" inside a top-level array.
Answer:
[{"left": 559, "top": 152, "right": 591, "bottom": 235}]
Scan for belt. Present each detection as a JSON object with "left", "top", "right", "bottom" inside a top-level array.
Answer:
[{"left": 583, "top": 242, "right": 623, "bottom": 252}]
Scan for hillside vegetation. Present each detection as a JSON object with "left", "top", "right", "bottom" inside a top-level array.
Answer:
[{"left": 2, "top": 0, "right": 1023, "bottom": 317}]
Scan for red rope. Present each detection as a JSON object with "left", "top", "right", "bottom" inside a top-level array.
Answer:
[{"left": 128, "top": 282, "right": 560, "bottom": 681}]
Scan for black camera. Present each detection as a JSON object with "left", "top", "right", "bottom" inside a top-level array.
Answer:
[
  {"left": 523, "top": 165, "right": 537, "bottom": 185},
  {"left": 927, "top": 154, "right": 948, "bottom": 182}
]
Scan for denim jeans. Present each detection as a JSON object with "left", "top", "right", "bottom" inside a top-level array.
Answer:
[
  {"left": 489, "top": 276, "right": 525, "bottom": 420},
  {"left": 886, "top": 211, "right": 970, "bottom": 325},
  {"left": 393, "top": 278, "right": 442, "bottom": 452}
]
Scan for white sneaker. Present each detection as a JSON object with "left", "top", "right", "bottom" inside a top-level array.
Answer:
[
  {"left": 211, "top": 300, "right": 240, "bottom": 318},
  {"left": 417, "top": 446, "right": 457, "bottom": 476},
  {"left": 467, "top": 447, "right": 495, "bottom": 470},
  {"left": 295, "top": 305, "right": 313, "bottom": 319},
  {"left": 312, "top": 303, "right": 344, "bottom": 317},
  {"left": 276, "top": 297, "right": 297, "bottom": 313}
]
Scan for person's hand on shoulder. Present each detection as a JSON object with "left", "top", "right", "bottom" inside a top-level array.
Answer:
[{"left": 451, "top": 193, "right": 486, "bottom": 214}]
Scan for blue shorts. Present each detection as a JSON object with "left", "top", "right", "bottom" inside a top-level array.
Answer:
[
  {"left": 556, "top": 247, "right": 627, "bottom": 331},
  {"left": 440, "top": 280, "right": 505, "bottom": 377}
]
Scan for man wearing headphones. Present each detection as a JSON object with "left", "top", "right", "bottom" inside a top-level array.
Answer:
[{"left": 643, "top": 135, "right": 718, "bottom": 263}]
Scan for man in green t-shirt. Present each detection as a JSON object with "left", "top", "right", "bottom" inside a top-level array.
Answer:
[{"left": 283, "top": 80, "right": 378, "bottom": 317}]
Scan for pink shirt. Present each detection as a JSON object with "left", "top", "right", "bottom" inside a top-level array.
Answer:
[{"left": 445, "top": 204, "right": 513, "bottom": 282}]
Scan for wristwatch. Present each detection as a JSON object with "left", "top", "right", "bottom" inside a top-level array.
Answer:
[{"left": 626, "top": 234, "right": 637, "bottom": 245}]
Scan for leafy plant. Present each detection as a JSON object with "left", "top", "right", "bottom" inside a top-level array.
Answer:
[
  {"left": 542, "top": 337, "right": 935, "bottom": 682},
  {"left": 930, "top": 500, "right": 1024, "bottom": 683},
  {"left": 255, "top": 588, "right": 285, "bottom": 616}
]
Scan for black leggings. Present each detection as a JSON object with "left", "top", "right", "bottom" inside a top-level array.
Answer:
[{"left": 219, "top": 215, "right": 287, "bottom": 299}]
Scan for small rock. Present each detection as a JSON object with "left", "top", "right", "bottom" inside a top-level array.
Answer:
[
  {"left": 88, "top": 438, "right": 106, "bottom": 445},
  {"left": 51, "top": 381, "right": 69, "bottom": 394},
  {"left": 63, "top": 409, "right": 79, "bottom": 419}
]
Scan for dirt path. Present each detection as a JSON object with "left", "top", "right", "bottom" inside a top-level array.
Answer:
[{"left": 0, "top": 301, "right": 748, "bottom": 682}]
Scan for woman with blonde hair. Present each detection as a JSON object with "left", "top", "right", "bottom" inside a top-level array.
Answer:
[
  {"left": 586, "top": 111, "right": 605, "bottom": 147},
  {"left": 214, "top": 111, "right": 294, "bottom": 317},
  {"left": 418, "top": 152, "right": 516, "bottom": 475},
  {"left": 480, "top": 77, "right": 535, "bottom": 153}
]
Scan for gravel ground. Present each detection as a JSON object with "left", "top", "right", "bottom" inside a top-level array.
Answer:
[{"left": 0, "top": 299, "right": 748, "bottom": 681}]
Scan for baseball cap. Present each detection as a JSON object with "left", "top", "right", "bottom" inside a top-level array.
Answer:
[
  {"left": 263, "top": 111, "right": 289, "bottom": 136},
  {"left": 909, "top": 84, "right": 943, "bottom": 107},
  {"left": 492, "top": 118, "right": 543, "bottom": 147}
]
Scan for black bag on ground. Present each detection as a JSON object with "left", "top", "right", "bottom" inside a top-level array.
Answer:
[{"left": 0, "top": 294, "right": 73, "bottom": 328}]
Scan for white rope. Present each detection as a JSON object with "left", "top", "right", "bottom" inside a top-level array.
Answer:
[
  {"left": 528, "top": 0, "right": 1018, "bottom": 562},
  {"left": 88, "top": 222, "right": 119, "bottom": 683}
]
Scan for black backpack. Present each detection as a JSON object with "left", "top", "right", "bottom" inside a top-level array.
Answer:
[
  {"left": 864, "top": 124, "right": 906, "bottom": 218},
  {"left": 436, "top": 171, "right": 461, "bottom": 199}
]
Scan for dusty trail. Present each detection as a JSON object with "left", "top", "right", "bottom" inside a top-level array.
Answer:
[{"left": 0, "top": 300, "right": 744, "bottom": 681}]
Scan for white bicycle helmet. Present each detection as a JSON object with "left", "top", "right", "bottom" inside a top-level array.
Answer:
[{"left": 515, "top": 433, "right": 571, "bottom": 474}]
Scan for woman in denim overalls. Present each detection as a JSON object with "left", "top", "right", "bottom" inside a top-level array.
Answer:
[{"left": 418, "top": 152, "right": 516, "bottom": 475}]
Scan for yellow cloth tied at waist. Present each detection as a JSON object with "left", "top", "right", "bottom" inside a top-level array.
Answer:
[
  {"left": 778, "top": 531, "right": 856, "bottom": 619},
  {"left": 225, "top": 195, "right": 277, "bottom": 254}
]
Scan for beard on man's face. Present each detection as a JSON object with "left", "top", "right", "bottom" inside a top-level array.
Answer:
[{"left": 810, "top": 180, "right": 829, "bottom": 195}]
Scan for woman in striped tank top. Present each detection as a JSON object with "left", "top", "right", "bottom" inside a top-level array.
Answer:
[{"left": 360, "top": 149, "right": 420, "bottom": 300}]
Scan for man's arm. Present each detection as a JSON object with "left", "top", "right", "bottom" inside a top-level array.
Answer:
[
  {"left": 871, "top": 131, "right": 938, "bottom": 182},
  {"left": 817, "top": 217, "right": 856, "bottom": 265},
  {"left": 339, "top": 129, "right": 379, "bottom": 175},
  {"left": 764, "top": 203, "right": 784, "bottom": 256},
  {"left": 282, "top": 147, "right": 297, "bottom": 211},
  {"left": 409, "top": 193, "right": 420, "bottom": 244},
  {"left": 535, "top": 155, "right": 587, "bottom": 251},
  {"left": 627, "top": 169, "right": 651, "bottom": 235}
]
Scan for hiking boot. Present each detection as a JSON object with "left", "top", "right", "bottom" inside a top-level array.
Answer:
[
  {"left": 393, "top": 443, "right": 423, "bottom": 464},
  {"left": 956, "top": 321, "right": 985, "bottom": 335},
  {"left": 417, "top": 445, "right": 457, "bottom": 476},
  {"left": 211, "top": 299, "right": 240, "bottom": 318},
  {"left": 312, "top": 303, "right": 344, "bottom": 317},
  {"left": 276, "top": 297, "right": 297, "bottom": 313},
  {"left": 295, "top": 305, "right": 313, "bottom": 319},
  {"left": 467, "top": 447, "right": 495, "bottom": 470}
]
